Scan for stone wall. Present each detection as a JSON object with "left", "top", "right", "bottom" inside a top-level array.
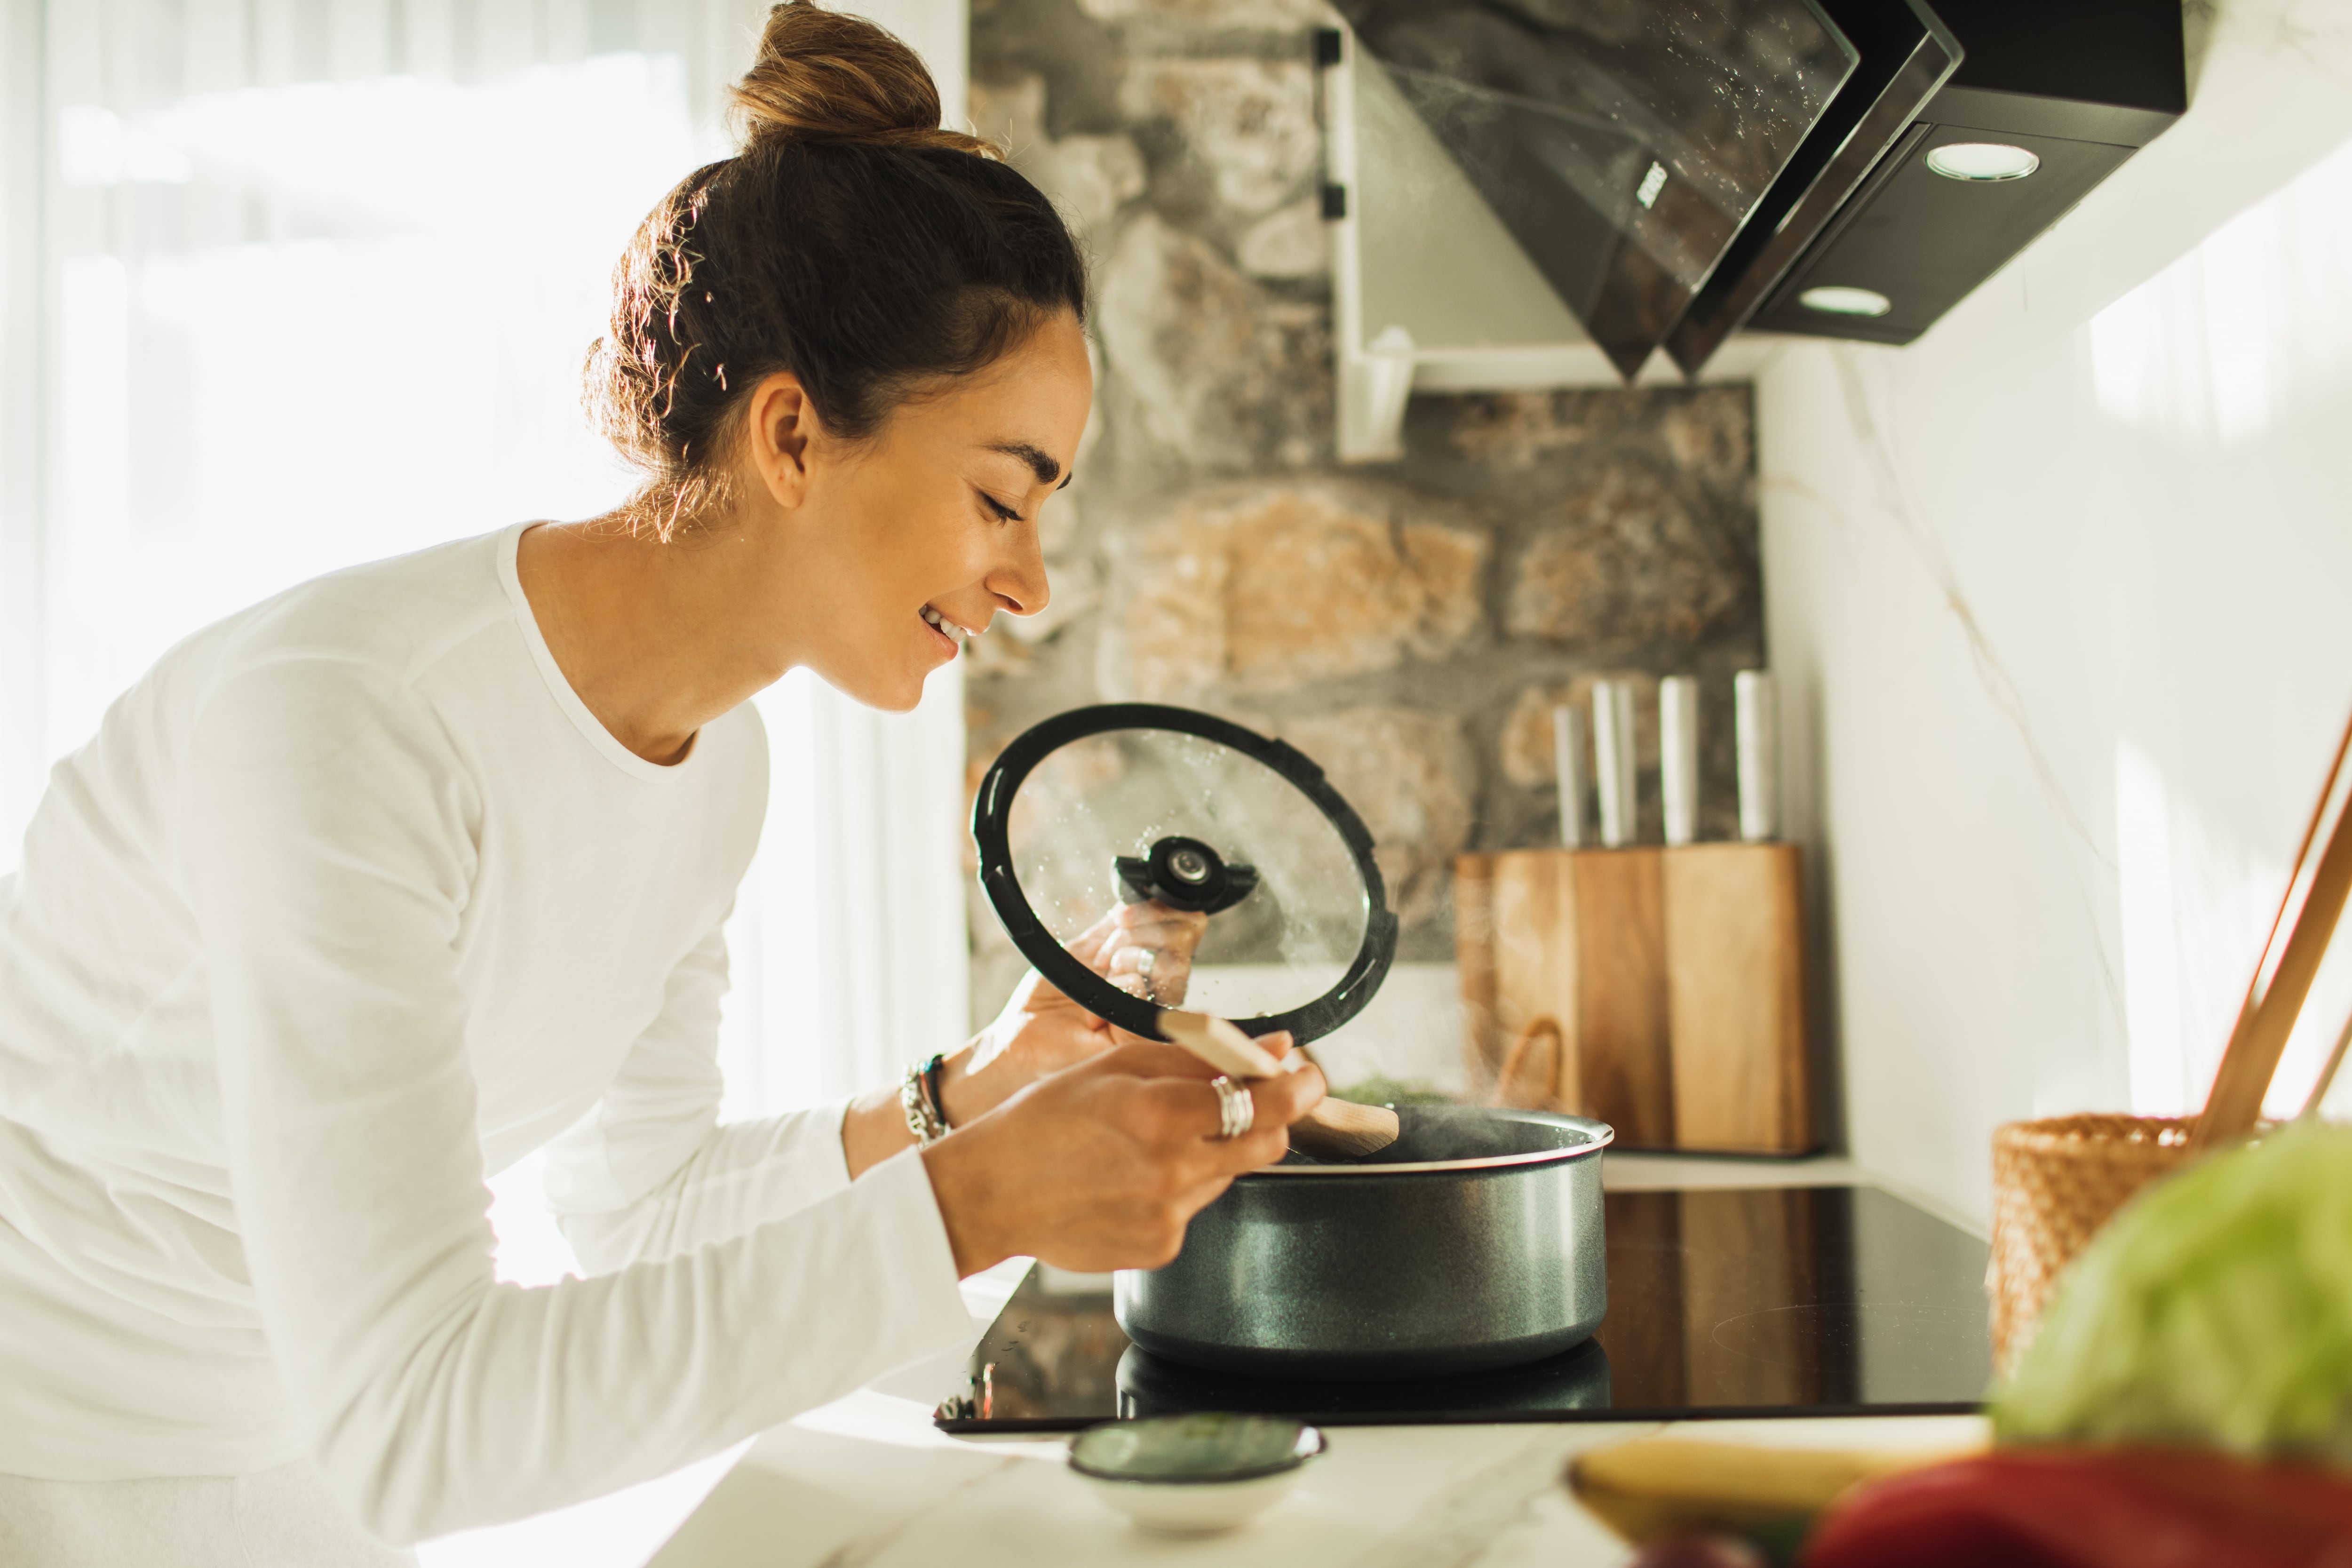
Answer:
[{"left": 963, "top": 0, "right": 1763, "bottom": 1023}]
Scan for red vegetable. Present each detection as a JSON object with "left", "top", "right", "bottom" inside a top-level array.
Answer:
[{"left": 1802, "top": 1449, "right": 2352, "bottom": 1568}]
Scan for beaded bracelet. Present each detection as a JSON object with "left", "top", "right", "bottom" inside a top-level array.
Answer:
[{"left": 901, "top": 1052, "right": 950, "bottom": 1147}]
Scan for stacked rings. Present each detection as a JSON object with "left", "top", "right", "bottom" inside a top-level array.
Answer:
[{"left": 1209, "top": 1075, "right": 1255, "bottom": 1140}]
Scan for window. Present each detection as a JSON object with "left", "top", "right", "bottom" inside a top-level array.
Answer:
[{"left": 2, "top": 0, "right": 975, "bottom": 1272}]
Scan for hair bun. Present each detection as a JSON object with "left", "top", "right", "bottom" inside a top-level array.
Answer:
[{"left": 730, "top": 1, "right": 996, "bottom": 157}]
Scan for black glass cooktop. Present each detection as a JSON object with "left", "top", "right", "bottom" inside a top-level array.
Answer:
[{"left": 934, "top": 1185, "right": 1990, "bottom": 1433}]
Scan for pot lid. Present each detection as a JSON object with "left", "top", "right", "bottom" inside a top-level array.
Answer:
[{"left": 972, "top": 704, "right": 1399, "bottom": 1045}]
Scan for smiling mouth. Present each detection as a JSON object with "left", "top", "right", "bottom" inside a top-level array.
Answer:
[{"left": 922, "top": 605, "right": 975, "bottom": 643}]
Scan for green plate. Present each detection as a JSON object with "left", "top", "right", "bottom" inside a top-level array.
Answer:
[{"left": 1069, "top": 1413, "right": 1326, "bottom": 1486}]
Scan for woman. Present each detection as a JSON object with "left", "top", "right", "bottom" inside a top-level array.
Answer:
[{"left": 0, "top": 6, "right": 1324, "bottom": 1561}]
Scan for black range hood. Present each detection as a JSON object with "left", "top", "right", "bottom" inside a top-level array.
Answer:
[
  {"left": 1334, "top": 0, "right": 2185, "bottom": 380},
  {"left": 1737, "top": 0, "right": 2185, "bottom": 351},
  {"left": 1330, "top": 0, "right": 1861, "bottom": 381},
  {"left": 1665, "top": 0, "right": 1962, "bottom": 372}
]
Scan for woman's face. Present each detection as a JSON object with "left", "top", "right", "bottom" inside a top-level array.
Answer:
[{"left": 747, "top": 311, "right": 1092, "bottom": 712}]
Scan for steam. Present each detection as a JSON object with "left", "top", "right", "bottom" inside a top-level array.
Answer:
[{"left": 1282, "top": 1106, "right": 1598, "bottom": 1167}]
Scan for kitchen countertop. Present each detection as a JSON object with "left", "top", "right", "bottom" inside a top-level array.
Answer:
[
  {"left": 643, "top": 1368, "right": 1985, "bottom": 1568},
  {"left": 419, "top": 1155, "right": 1987, "bottom": 1568}
]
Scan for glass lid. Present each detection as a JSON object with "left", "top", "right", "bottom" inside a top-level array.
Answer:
[{"left": 972, "top": 705, "right": 1399, "bottom": 1045}]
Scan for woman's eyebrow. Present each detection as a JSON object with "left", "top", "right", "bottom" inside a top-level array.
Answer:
[{"left": 987, "top": 440, "right": 1072, "bottom": 488}]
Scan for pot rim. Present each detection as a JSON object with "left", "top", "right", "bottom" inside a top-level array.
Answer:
[{"left": 1245, "top": 1112, "right": 1614, "bottom": 1177}]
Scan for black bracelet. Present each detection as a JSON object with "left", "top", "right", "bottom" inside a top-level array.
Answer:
[{"left": 921, "top": 1052, "right": 951, "bottom": 1131}]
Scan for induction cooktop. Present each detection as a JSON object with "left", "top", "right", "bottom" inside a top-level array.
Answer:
[{"left": 934, "top": 1185, "right": 1991, "bottom": 1433}]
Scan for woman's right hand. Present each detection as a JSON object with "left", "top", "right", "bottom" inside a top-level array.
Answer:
[
  {"left": 920, "top": 1038, "right": 1325, "bottom": 1276},
  {"left": 941, "top": 899, "right": 1210, "bottom": 1126}
]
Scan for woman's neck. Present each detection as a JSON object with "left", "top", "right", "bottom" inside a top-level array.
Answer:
[{"left": 515, "top": 513, "right": 792, "bottom": 765}]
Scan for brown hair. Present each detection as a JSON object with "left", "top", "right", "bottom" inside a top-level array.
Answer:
[{"left": 586, "top": 1, "right": 1088, "bottom": 538}]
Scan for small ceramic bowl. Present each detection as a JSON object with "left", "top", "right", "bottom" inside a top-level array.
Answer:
[{"left": 1069, "top": 1412, "right": 1326, "bottom": 1535}]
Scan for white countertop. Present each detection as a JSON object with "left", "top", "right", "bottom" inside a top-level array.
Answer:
[
  {"left": 642, "top": 1376, "right": 1983, "bottom": 1568},
  {"left": 420, "top": 1156, "right": 1986, "bottom": 1568}
]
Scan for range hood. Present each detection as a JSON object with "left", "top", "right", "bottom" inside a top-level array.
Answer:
[{"left": 1322, "top": 0, "right": 2186, "bottom": 462}]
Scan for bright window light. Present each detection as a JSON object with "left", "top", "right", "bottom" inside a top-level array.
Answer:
[
  {"left": 45, "top": 55, "right": 705, "bottom": 766},
  {"left": 56, "top": 106, "right": 192, "bottom": 187},
  {"left": 2090, "top": 126, "right": 2352, "bottom": 446}
]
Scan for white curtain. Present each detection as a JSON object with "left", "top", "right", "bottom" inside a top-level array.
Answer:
[{"left": 0, "top": 0, "right": 975, "bottom": 1130}]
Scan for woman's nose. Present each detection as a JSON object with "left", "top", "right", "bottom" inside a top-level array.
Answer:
[{"left": 990, "top": 527, "right": 1050, "bottom": 620}]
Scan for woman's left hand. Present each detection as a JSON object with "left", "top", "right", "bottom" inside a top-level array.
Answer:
[{"left": 940, "top": 900, "right": 1207, "bottom": 1126}]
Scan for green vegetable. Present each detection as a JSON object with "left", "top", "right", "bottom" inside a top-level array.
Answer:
[
  {"left": 1329, "top": 1074, "right": 1454, "bottom": 1107},
  {"left": 1995, "top": 1118, "right": 2352, "bottom": 1461}
]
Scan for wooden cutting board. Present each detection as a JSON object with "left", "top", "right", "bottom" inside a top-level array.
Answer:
[{"left": 1455, "top": 843, "right": 1813, "bottom": 1154}]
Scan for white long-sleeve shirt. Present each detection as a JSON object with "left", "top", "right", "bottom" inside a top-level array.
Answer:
[{"left": 0, "top": 525, "right": 974, "bottom": 1544}]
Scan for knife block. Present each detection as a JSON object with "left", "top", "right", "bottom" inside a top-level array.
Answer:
[{"left": 1453, "top": 844, "right": 1814, "bottom": 1154}]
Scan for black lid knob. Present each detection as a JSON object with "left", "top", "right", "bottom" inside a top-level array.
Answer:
[{"left": 1114, "top": 836, "right": 1261, "bottom": 915}]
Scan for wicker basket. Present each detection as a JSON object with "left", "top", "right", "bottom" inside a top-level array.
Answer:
[
  {"left": 1986, "top": 708, "right": 2352, "bottom": 1372},
  {"left": 1987, "top": 1113, "right": 2199, "bottom": 1370}
]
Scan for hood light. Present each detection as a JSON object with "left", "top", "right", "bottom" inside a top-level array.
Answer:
[
  {"left": 1926, "top": 142, "right": 2041, "bottom": 182},
  {"left": 1798, "top": 285, "right": 1892, "bottom": 318}
]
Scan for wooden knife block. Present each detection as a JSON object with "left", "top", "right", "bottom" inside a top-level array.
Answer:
[{"left": 1454, "top": 844, "right": 1814, "bottom": 1154}]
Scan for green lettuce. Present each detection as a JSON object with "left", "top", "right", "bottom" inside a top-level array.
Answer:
[{"left": 1995, "top": 1118, "right": 2352, "bottom": 1460}]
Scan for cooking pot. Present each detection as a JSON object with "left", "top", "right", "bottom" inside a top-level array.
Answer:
[
  {"left": 971, "top": 705, "right": 1613, "bottom": 1379},
  {"left": 1115, "top": 1105, "right": 1611, "bottom": 1377}
]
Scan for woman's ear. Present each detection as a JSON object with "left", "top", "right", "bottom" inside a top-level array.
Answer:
[{"left": 743, "top": 371, "right": 816, "bottom": 511}]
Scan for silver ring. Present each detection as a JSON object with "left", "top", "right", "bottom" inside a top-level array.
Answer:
[
  {"left": 1134, "top": 947, "right": 1158, "bottom": 1001},
  {"left": 1209, "top": 1075, "right": 1254, "bottom": 1141}
]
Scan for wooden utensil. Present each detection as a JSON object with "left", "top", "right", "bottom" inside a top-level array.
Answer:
[
  {"left": 1158, "top": 1009, "right": 1402, "bottom": 1158},
  {"left": 2297, "top": 1005, "right": 2352, "bottom": 1121},
  {"left": 1157, "top": 1008, "right": 1297, "bottom": 1079},
  {"left": 1285, "top": 1097, "right": 1404, "bottom": 1160},
  {"left": 1991, "top": 701, "right": 2352, "bottom": 1367},
  {"left": 2192, "top": 705, "right": 2352, "bottom": 1149}
]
